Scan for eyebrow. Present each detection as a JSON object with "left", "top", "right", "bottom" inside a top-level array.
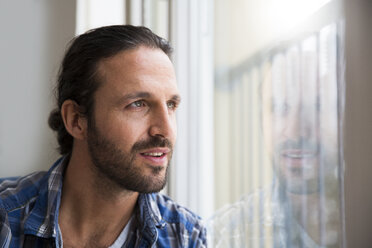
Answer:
[
  {"left": 116, "top": 91, "right": 181, "bottom": 105},
  {"left": 121, "top": 92, "right": 151, "bottom": 101},
  {"left": 170, "top": 94, "right": 181, "bottom": 103}
]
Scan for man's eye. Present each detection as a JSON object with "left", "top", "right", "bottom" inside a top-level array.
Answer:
[
  {"left": 129, "top": 100, "right": 145, "bottom": 108},
  {"left": 167, "top": 101, "right": 178, "bottom": 110}
]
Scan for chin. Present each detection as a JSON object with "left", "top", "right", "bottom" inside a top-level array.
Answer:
[
  {"left": 282, "top": 178, "right": 320, "bottom": 195},
  {"left": 132, "top": 172, "right": 168, "bottom": 193},
  {"left": 138, "top": 181, "right": 167, "bottom": 193}
]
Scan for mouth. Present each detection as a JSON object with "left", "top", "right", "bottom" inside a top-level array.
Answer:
[
  {"left": 279, "top": 149, "right": 318, "bottom": 176},
  {"left": 139, "top": 148, "right": 170, "bottom": 166},
  {"left": 281, "top": 149, "right": 317, "bottom": 159}
]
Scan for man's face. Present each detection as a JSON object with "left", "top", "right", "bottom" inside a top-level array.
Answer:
[
  {"left": 262, "top": 52, "right": 338, "bottom": 194},
  {"left": 86, "top": 46, "right": 180, "bottom": 193}
]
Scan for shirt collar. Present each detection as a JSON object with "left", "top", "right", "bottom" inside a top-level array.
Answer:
[
  {"left": 142, "top": 194, "right": 166, "bottom": 227},
  {"left": 134, "top": 193, "right": 166, "bottom": 245}
]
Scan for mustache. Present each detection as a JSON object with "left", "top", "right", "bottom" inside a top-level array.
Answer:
[
  {"left": 132, "top": 136, "right": 173, "bottom": 152},
  {"left": 276, "top": 137, "right": 320, "bottom": 152}
]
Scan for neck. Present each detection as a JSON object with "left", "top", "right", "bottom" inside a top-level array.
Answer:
[{"left": 59, "top": 146, "right": 139, "bottom": 247}]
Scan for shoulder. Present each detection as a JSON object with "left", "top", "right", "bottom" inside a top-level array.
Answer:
[
  {"left": 0, "top": 171, "right": 47, "bottom": 212},
  {"left": 205, "top": 187, "right": 281, "bottom": 247},
  {"left": 151, "top": 193, "right": 207, "bottom": 247},
  {"left": 0, "top": 172, "right": 48, "bottom": 247},
  {"left": 0, "top": 203, "right": 11, "bottom": 248},
  {"left": 207, "top": 187, "right": 274, "bottom": 224}
]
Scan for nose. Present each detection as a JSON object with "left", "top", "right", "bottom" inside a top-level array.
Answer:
[
  {"left": 282, "top": 106, "right": 317, "bottom": 141},
  {"left": 148, "top": 104, "right": 176, "bottom": 140}
]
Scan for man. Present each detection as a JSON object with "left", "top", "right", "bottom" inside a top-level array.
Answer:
[
  {"left": 208, "top": 47, "right": 341, "bottom": 247},
  {"left": 0, "top": 25, "right": 206, "bottom": 247}
]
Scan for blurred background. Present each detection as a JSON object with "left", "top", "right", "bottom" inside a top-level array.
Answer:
[{"left": 0, "top": 0, "right": 371, "bottom": 247}]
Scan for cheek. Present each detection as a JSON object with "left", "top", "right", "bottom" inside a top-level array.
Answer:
[
  {"left": 271, "top": 116, "right": 287, "bottom": 139},
  {"left": 105, "top": 118, "right": 147, "bottom": 147}
]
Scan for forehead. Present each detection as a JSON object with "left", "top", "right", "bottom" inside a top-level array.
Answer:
[
  {"left": 95, "top": 46, "right": 178, "bottom": 100},
  {"left": 262, "top": 57, "right": 319, "bottom": 107}
]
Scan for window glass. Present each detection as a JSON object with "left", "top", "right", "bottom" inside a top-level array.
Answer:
[
  {"left": 143, "top": 0, "right": 169, "bottom": 40},
  {"left": 209, "top": 0, "right": 344, "bottom": 247}
]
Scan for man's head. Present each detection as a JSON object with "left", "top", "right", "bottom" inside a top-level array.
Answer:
[
  {"left": 49, "top": 25, "right": 180, "bottom": 193},
  {"left": 261, "top": 49, "right": 338, "bottom": 195}
]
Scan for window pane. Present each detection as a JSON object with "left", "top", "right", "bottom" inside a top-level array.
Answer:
[
  {"left": 209, "top": 0, "right": 344, "bottom": 247},
  {"left": 143, "top": 0, "right": 169, "bottom": 40}
]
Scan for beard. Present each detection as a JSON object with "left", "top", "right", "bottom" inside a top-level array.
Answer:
[
  {"left": 273, "top": 137, "right": 331, "bottom": 195},
  {"left": 87, "top": 121, "right": 173, "bottom": 194}
]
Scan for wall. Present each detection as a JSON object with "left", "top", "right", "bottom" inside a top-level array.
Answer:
[
  {"left": 344, "top": 0, "right": 372, "bottom": 246},
  {"left": 0, "top": 0, "right": 76, "bottom": 177}
]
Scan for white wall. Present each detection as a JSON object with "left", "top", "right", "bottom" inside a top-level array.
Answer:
[{"left": 0, "top": 0, "right": 76, "bottom": 177}]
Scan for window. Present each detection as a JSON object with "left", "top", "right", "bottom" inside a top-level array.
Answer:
[{"left": 210, "top": 0, "right": 345, "bottom": 247}]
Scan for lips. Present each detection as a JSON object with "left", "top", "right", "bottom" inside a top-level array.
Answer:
[
  {"left": 279, "top": 149, "right": 318, "bottom": 176},
  {"left": 139, "top": 148, "right": 170, "bottom": 166},
  {"left": 281, "top": 149, "right": 317, "bottom": 159}
]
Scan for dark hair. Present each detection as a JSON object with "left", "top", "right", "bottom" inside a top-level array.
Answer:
[{"left": 48, "top": 25, "right": 173, "bottom": 155}]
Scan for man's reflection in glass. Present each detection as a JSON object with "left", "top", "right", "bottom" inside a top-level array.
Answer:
[
  {"left": 263, "top": 46, "right": 341, "bottom": 247},
  {"left": 208, "top": 39, "right": 342, "bottom": 247}
]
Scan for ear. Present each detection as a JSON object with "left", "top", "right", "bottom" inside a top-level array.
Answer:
[{"left": 61, "top": 100, "right": 88, "bottom": 140}]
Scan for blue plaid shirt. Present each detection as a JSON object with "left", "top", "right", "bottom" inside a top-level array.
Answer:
[{"left": 0, "top": 157, "right": 207, "bottom": 247}]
